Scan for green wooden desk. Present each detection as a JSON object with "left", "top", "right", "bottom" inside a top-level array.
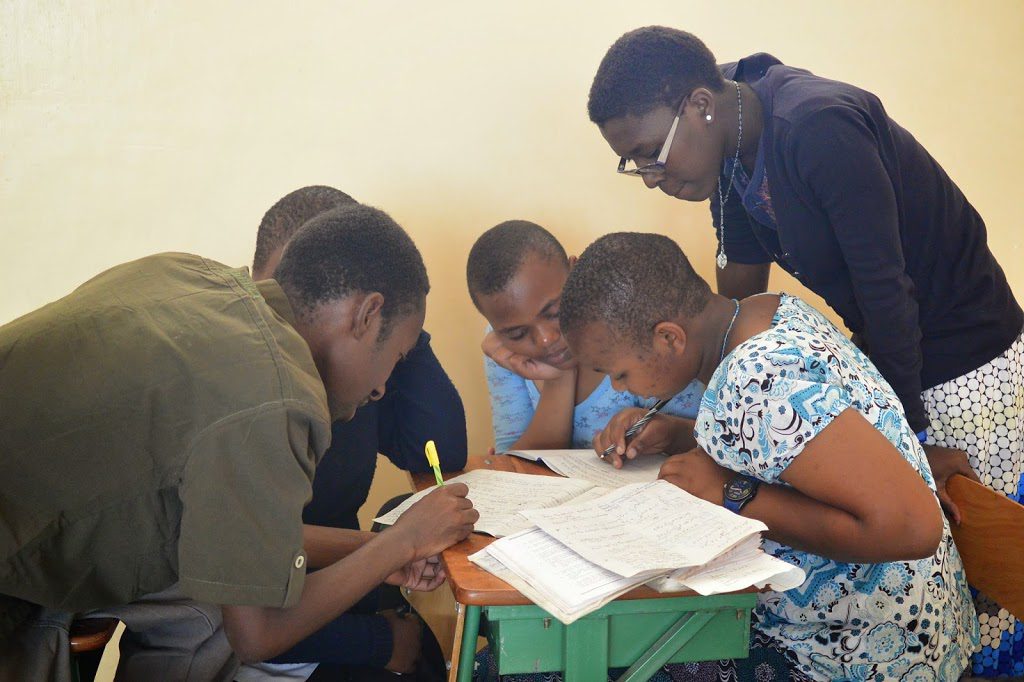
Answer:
[{"left": 410, "top": 455, "right": 757, "bottom": 682}]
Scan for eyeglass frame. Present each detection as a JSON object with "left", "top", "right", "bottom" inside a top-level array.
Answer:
[{"left": 616, "top": 98, "right": 687, "bottom": 177}]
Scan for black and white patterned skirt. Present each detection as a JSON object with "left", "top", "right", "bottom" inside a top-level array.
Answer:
[{"left": 922, "top": 331, "right": 1024, "bottom": 679}]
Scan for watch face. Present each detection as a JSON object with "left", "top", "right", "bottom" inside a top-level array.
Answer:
[{"left": 725, "top": 477, "right": 755, "bottom": 501}]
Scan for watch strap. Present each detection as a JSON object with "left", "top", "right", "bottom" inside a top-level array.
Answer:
[{"left": 723, "top": 474, "right": 760, "bottom": 514}]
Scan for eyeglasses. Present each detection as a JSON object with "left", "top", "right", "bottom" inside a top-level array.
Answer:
[{"left": 616, "top": 103, "right": 683, "bottom": 177}]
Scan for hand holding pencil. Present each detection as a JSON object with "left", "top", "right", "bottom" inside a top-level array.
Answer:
[{"left": 594, "top": 399, "right": 680, "bottom": 468}]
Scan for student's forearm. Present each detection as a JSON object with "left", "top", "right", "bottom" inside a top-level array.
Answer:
[
  {"left": 509, "top": 372, "right": 576, "bottom": 450},
  {"left": 741, "top": 482, "right": 938, "bottom": 563},
  {"left": 222, "top": 530, "right": 412, "bottom": 663},
  {"left": 303, "top": 524, "right": 376, "bottom": 569}
]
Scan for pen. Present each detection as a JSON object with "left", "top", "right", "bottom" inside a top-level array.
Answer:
[
  {"left": 424, "top": 440, "right": 445, "bottom": 486},
  {"left": 600, "top": 398, "right": 671, "bottom": 459}
]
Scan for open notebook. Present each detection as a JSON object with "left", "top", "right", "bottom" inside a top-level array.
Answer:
[
  {"left": 505, "top": 448, "right": 664, "bottom": 488},
  {"left": 470, "top": 480, "right": 805, "bottom": 624},
  {"left": 374, "top": 467, "right": 804, "bottom": 624},
  {"left": 373, "top": 469, "right": 612, "bottom": 537},
  {"left": 374, "top": 449, "right": 664, "bottom": 537}
]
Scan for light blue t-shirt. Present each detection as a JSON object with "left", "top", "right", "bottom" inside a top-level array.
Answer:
[
  {"left": 696, "top": 294, "right": 977, "bottom": 680},
  {"left": 484, "top": 354, "right": 704, "bottom": 452}
]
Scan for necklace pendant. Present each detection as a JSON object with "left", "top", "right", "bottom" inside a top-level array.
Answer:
[{"left": 717, "top": 251, "right": 728, "bottom": 269}]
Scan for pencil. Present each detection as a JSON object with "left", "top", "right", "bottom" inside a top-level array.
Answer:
[{"left": 424, "top": 440, "right": 445, "bottom": 486}]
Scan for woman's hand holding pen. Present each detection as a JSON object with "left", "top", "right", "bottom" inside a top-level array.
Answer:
[
  {"left": 594, "top": 408, "right": 672, "bottom": 468},
  {"left": 594, "top": 409, "right": 699, "bottom": 469}
]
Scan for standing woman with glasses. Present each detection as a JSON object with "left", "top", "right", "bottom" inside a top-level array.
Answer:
[{"left": 588, "top": 26, "right": 1023, "bottom": 678}]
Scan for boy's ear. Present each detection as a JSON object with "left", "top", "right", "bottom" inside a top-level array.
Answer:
[
  {"left": 652, "top": 320, "right": 687, "bottom": 355},
  {"left": 568, "top": 255, "right": 578, "bottom": 271},
  {"left": 352, "top": 292, "right": 385, "bottom": 341}
]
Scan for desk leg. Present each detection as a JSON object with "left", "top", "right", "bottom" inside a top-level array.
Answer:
[
  {"left": 447, "top": 604, "right": 466, "bottom": 682},
  {"left": 615, "top": 610, "right": 716, "bottom": 682},
  {"left": 455, "top": 605, "right": 481, "bottom": 682},
  {"left": 564, "top": 617, "right": 609, "bottom": 682}
]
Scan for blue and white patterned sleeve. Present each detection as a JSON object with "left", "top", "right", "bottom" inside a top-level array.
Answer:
[
  {"left": 484, "top": 354, "right": 537, "bottom": 452},
  {"left": 695, "top": 352, "right": 854, "bottom": 484}
]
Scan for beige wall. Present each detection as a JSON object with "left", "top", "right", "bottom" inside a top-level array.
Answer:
[{"left": 3, "top": 2, "right": 1022, "bottom": 524}]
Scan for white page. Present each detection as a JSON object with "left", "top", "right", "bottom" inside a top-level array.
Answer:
[
  {"left": 469, "top": 547, "right": 586, "bottom": 624},
  {"left": 651, "top": 537, "right": 805, "bottom": 595},
  {"left": 556, "top": 485, "right": 611, "bottom": 507},
  {"left": 506, "top": 449, "right": 664, "bottom": 488},
  {"left": 372, "top": 469, "right": 596, "bottom": 537},
  {"left": 504, "top": 450, "right": 545, "bottom": 462},
  {"left": 473, "top": 528, "right": 657, "bottom": 624},
  {"left": 679, "top": 550, "right": 805, "bottom": 595},
  {"left": 649, "top": 535, "right": 761, "bottom": 587},
  {"left": 524, "top": 481, "right": 767, "bottom": 577}
]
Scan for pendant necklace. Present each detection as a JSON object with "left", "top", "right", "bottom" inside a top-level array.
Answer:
[{"left": 716, "top": 80, "right": 744, "bottom": 270}]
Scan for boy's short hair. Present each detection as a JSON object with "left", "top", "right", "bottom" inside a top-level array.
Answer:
[
  {"left": 466, "top": 220, "right": 568, "bottom": 311},
  {"left": 560, "top": 232, "right": 711, "bottom": 348},
  {"left": 253, "top": 185, "right": 357, "bottom": 274},
  {"left": 276, "top": 204, "right": 429, "bottom": 339},
  {"left": 588, "top": 26, "right": 725, "bottom": 125}
]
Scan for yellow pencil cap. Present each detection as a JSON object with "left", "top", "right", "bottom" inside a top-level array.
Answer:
[{"left": 425, "top": 440, "right": 440, "bottom": 467}]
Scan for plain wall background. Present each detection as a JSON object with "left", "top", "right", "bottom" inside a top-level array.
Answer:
[{"left": 3, "top": 1, "right": 1022, "bottom": 528}]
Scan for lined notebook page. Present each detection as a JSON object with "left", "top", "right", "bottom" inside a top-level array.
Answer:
[
  {"left": 649, "top": 535, "right": 805, "bottom": 595},
  {"left": 506, "top": 449, "right": 664, "bottom": 487},
  {"left": 472, "top": 528, "right": 656, "bottom": 623},
  {"left": 524, "top": 480, "right": 767, "bottom": 577},
  {"left": 373, "top": 469, "right": 596, "bottom": 537}
]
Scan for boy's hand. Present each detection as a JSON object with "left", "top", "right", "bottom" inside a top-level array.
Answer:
[
  {"left": 388, "top": 484, "right": 478, "bottom": 560},
  {"left": 922, "top": 444, "right": 980, "bottom": 525},
  {"left": 482, "top": 331, "right": 563, "bottom": 380},
  {"left": 658, "top": 447, "right": 733, "bottom": 505},
  {"left": 385, "top": 554, "right": 446, "bottom": 592}
]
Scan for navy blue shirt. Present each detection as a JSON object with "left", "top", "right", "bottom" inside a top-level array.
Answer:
[
  {"left": 302, "top": 330, "right": 467, "bottom": 530},
  {"left": 712, "top": 54, "right": 1022, "bottom": 431}
]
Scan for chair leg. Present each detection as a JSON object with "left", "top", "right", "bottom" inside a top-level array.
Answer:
[{"left": 71, "top": 649, "right": 105, "bottom": 682}]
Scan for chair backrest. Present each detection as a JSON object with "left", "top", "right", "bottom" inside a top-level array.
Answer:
[
  {"left": 947, "top": 474, "right": 1024, "bottom": 621},
  {"left": 70, "top": 617, "right": 119, "bottom": 655}
]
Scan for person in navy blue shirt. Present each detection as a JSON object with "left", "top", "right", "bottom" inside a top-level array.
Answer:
[
  {"left": 588, "top": 27, "right": 1023, "bottom": 679},
  {"left": 249, "top": 186, "right": 467, "bottom": 678}
]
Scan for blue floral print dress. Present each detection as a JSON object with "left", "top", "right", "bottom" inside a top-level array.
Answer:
[{"left": 694, "top": 294, "right": 978, "bottom": 681}]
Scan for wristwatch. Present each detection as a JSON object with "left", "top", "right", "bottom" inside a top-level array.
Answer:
[{"left": 723, "top": 474, "right": 760, "bottom": 514}]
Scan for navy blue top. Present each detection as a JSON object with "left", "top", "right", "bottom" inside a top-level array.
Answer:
[
  {"left": 712, "top": 53, "right": 1022, "bottom": 431},
  {"left": 302, "top": 330, "right": 467, "bottom": 530}
]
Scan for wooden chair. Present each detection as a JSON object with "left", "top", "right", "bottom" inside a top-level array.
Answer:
[
  {"left": 947, "top": 474, "right": 1024, "bottom": 620},
  {"left": 70, "top": 617, "right": 119, "bottom": 682}
]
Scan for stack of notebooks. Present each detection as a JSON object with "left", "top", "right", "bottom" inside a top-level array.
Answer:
[{"left": 375, "top": 450, "right": 804, "bottom": 624}]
